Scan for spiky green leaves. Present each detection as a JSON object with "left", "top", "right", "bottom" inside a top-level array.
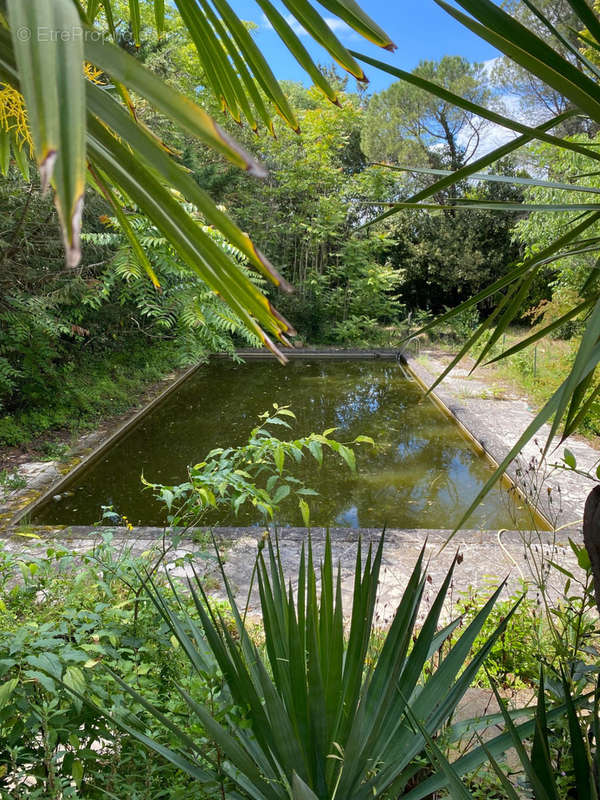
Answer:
[{"left": 8, "top": 0, "right": 86, "bottom": 267}]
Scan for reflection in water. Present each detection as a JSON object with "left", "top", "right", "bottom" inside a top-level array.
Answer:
[{"left": 33, "top": 360, "right": 534, "bottom": 530}]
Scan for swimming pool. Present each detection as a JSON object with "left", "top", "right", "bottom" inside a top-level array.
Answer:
[{"left": 31, "top": 358, "right": 539, "bottom": 530}]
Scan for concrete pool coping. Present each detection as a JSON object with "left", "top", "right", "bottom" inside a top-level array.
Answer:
[
  {"left": 6, "top": 347, "right": 559, "bottom": 531},
  {"left": 408, "top": 349, "right": 597, "bottom": 531},
  {"left": 3, "top": 525, "right": 585, "bottom": 621}
]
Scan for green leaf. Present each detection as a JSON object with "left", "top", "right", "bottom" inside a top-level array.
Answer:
[
  {"left": 154, "top": 0, "right": 164, "bottom": 36},
  {"left": 64, "top": 666, "right": 86, "bottom": 696},
  {"left": 307, "top": 439, "right": 323, "bottom": 465},
  {"left": 370, "top": 200, "right": 600, "bottom": 213},
  {"left": 279, "top": 0, "right": 368, "bottom": 81},
  {"left": 299, "top": 498, "right": 310, "bottom": 526},
  {"left": 560, "top": 668, "right": 594, "bottom": 796},
  {"left": 402, "top": 705, "right": 473, "bottom": 799},
  {"left": 292, "top": 772, "right": 320, "bottom": 800},
  {"left": 72, "top": 759, "right": 84, "bottom": 788},
  {"left": 530, "top": 669, "right": 560, "bottom": 800},
  {"left": 566, "top": 0, "right": 600, "bottom": 46},
  {"left": 485, "top": 298, "right": 595, "bottom": 366},
  {"left": 0, "top": 130, "right": 10, "bottom": 175},
  {"left": 447, "top": 342, "right": 600, "bottom": 536},
  {"left": 0, "top": 678, "right": 18, "bottom": 710},
  {"left": 563, "top": 448, "right": 577, "bottom": 469},
  {"left": 272, "top": 445, "right": 285, "bottom": 474},
  {"left": 86, "top": 118, "right": 291, "bottom": 360},
  {"left": 380, "top": 163, "right": 600, "bottom": 195},
  {"left": 476, "top": 740, "right": 521, "bottom": 800},
  {"left": 488, "top": 681, "right": 555, "bottom": 800},
  {"left": 276, "top": 408, "right": 296, "bottom": 418},
  {"left": 12, "top": 140, "right": 30, "bottom": 181},
  {"left": 337, "top": 444, "right": 356, "bottom": 473},
  {"left": 362, "top": 110, "right": 578, "bottom": 228},
  {"left": 253, "top": 0, "right": 341, "bottom": 105},
  {"left": 90, "top": 168, "right": 161, "bottom": 288},
  {"left": 84, "top": 32, "right": 267, "bottom": 176},
  {"left": 570, "top": 537, "right": 592, "bottom": 571},
  {"left": 86, "top": 82, "right": 291, "bottom": 291},
  {"left": 9, "top": 0, "right": 86, "bottom": 266},
  {"left": 317, "top": 0, "right": 395, "bottom": 50},
  {"left": 203, "top": 0, "right": 300, "bottom": 132},
  {"left": 272, "top": 484, "right": 291, "bottom": 505},
  {"left": 128, "top": 0, "right": 141, "bottom": 44}
]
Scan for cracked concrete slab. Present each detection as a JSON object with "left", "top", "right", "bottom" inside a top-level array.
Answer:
[
  {"left": 407, "top": 350, "right": 599, "bottom": 530},
  {"left": 3, "top": 525, "right": 584, "bottom": 625}
]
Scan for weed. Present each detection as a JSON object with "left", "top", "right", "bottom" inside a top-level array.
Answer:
[{"left": 0, "top": 469, "right": 26, "bottom": 501}]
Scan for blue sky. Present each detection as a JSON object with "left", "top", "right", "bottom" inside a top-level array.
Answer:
[{"left": 231, "top": 0, "right": 502, "bottom": 93}]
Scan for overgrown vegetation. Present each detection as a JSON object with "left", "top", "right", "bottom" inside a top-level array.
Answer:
[
  {"left": 0, "top": 9, "right": 538, "bottom": 452},
  {"left": 3, "top": 0, "right": 600, "bottom": 796},
  {"left": 0, "top": 339, "right": 180, "bottom": 448}
]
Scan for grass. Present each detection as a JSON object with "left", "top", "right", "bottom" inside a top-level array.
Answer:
[{"left": 472, "top": 329, "right": 600, "bottom": 439}]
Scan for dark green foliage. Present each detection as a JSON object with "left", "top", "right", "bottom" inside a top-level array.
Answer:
[
  {"left": 379, "top": 160, "right": 527, "bottom": 315},
  {"left": 99, "top": 534, "right": 533, "bottom": 799},
  {"left": 0, "top": 169, "right": 262, "bottom": 448},
  {"left": 0, "top": 535, "right": 226, "bottom": 799},
  {"left": 0, "top": 340, "right": 180, "bottom": 446}
]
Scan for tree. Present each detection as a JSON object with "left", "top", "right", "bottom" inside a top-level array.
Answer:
[
  {"left": 492, "top": 0, "right": 594, "bottom": 135},
  {"left": 387, "top": 163, "right": 525, "bottom": 312},
  {"left": 362, "top": 56, "right": 491, "bottom": 172},
  {"left": 200, "top": 83, "right": 401, "bottom": 342},
  {"left": 0, "top": 0, "right": 395, "bottom": 361},
  {"left": 354, "top": 1, "right": 600, "bottom": 540}
]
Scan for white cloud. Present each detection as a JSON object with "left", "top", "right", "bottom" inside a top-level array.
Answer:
[
  {"left": 261, "top": 13, "right": 274, "bottom": 31},
  {"left": 481, "top": 56, "right": 500, "bottom": 78},
  {"left": 324, "top": 17, "right": 360, "bottom": 40},
  {"left": 261, "top": 12, "right": 359, "bottom": 41},
  {"left": 284, "top": 13, "right": 308, "bottom": 36}
]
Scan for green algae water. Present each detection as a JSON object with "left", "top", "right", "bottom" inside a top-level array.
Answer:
[{"left": 33, "top": 359, "right": 536, "bottom": 530}]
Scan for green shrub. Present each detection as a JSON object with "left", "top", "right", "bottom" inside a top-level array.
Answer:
[
  {"left": 0, "top": 341, "right": 181, "bottom": 448},
  {"left": 0, "top": 416, "right": 25, "bottom": 447},
  {"left": 450, "top": 584, "right": 549, "bottom": 689},
  {"left": 0, "top": 537, "right": 222, "bottom": 799}
]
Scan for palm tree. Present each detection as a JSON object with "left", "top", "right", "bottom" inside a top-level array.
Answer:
[
  {"left": 0, "top": 0, "right": 394, "bottom": 361},
  {"left": 350, "top": 1, "right": 600, "bottom": 538}
]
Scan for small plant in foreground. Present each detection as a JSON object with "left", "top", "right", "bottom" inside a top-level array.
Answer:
[
  {"left": 451, "top": 583, "right": 548, "bottom": 689},
  {"left": 0, "top": 469, "right": 26, "bottom": 501},
  {"left": 0, "top": 537, "right": 225, "bottom": 799},
  {"left": 143, "top": 404, "right": 374, "bottom": 527}
]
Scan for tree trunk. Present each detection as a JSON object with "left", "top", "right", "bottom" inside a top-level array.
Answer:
[{"left": 583, "top": 485, "right": 600, "bottom": 614}]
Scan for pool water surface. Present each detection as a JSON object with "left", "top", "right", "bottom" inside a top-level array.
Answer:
[{"left": 32, "top": 359, "right": 537, "bottom": 530}]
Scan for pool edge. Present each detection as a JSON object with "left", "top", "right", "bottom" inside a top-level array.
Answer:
[
  {"left": 11, "top": 348, "right": 555, "bottom": 532},
  {"left": 9, "top": 361, "right": 202, "bottom": 527}
]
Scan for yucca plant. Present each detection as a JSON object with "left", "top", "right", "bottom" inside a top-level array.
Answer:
[
  {"left": 481, "top": 667, "right": 599, "bottom": 799},
  {"left": 63, "top": 533, "right": 582, "bottom": 800},
  {"left": 395, "top": 669, "right": 598, "bottom": 799},
  {"left": 345, "top": 1, "right": 600, "bottom": 534},
  {"left": 0, "top": 0, "right": 395, "bottom": 362}
]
